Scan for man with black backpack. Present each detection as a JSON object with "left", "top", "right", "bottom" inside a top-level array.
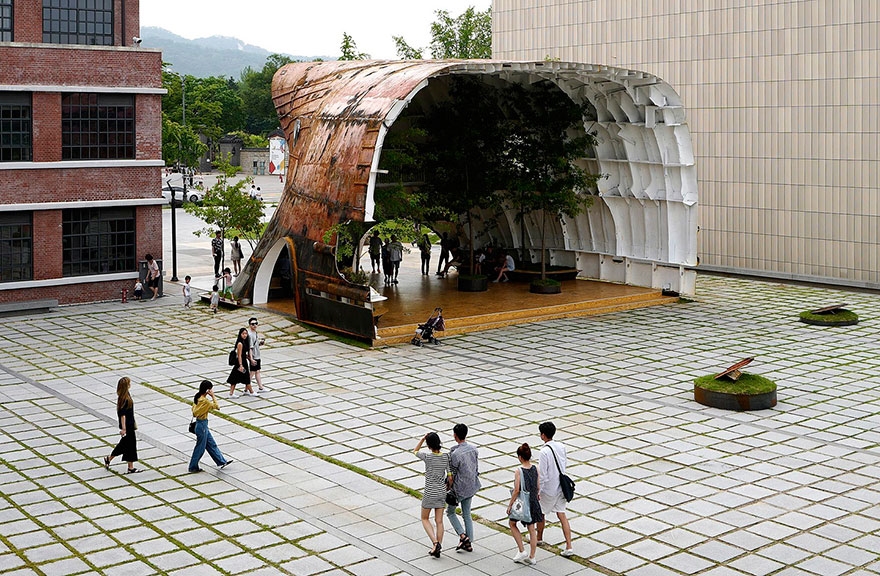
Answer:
[{"left": 536, "top": 421, "right": 575, "bottom": 557}]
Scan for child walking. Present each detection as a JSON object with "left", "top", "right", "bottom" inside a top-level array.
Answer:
[
  {"left": 210, "top": 285, "right": 219, "bottom": 314},
  {"left": 182, "top": 275, "right": 192, "bottom": 308}
]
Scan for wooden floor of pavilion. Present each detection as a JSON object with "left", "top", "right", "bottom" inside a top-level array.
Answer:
[{"left": 260, "top": 267, "right": 677, "bottom": 346}]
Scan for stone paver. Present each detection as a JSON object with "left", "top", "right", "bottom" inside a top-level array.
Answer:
[{"left": 1, "top": 275, "right": 880, "bottom": 575}]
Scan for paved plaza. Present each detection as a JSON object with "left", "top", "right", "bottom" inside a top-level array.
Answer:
[{"left": 1, "top": 274, "right": 880, "bottom": 576}]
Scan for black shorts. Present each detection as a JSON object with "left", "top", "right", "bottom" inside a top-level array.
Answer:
[
  {"left": 250, "top": 359, "right": 261, "bottom": 371},
  {"left": 148, "top": 277, "right": 159, "bottom": 288}
]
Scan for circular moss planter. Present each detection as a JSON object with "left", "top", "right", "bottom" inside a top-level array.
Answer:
[
  {"left": 530, "top": 279, "right": 561, "bottom": 294},
  {"left": 694, "top": 373, "right": 777, "bottom": 411},
  {"left": 799, "top": 309, "right": 859, "bottom": 326},
  {"left": 458, "top": 275, "right": 488, "bottom": 292}
]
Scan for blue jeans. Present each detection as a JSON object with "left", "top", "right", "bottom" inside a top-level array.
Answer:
[
  {"left": 189, "top": 419, "right": 226, "bottom": 471},
  {"left": 447, "top": 496, "right": 474, "bottom": 541}
]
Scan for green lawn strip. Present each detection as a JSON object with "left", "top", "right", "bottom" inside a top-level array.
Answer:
[
  {"left": 141, "top": 381, "right": 621, "bottom": 573},
  {"left": 0, "top": 410, "right": 330, "bottom": 576},
  {"left": 694, "top": 372, "right": 776, "bottom": 394}
]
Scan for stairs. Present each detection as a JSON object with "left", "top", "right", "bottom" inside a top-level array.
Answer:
[{"left": 375, "top": 290, "right": 676, "bottom": 346}]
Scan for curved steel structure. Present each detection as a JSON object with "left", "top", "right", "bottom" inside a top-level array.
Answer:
[{"left": 235, "top": 60, "right": 698, "bottom": 340}]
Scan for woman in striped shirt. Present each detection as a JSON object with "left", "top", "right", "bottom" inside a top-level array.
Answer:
[{"left": 414, "top": 432, "right": 450, "bottom": 558}]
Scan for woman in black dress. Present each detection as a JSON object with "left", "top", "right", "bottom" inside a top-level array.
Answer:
[
  {"left": 227, "top": 327, "right": 254, "bottom": 398},
  {"left": 104, "top": 377, "right": 139, "bottom": 474}
]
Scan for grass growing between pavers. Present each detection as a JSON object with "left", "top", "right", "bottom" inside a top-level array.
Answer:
[
  {"left": 0, "top": 408, "right": 384, "bottom": 576},
  {"left": 137, "top": 381, "right": 621, "bottom": 574}
]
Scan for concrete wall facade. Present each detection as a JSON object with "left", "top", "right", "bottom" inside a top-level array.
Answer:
[{"left": 493, "top": 0, "right": 880, "bottom": 288}]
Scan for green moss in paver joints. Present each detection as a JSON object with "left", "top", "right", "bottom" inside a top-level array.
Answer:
[{"left": 0, "top": 410, "right": 348, "bottom": 576}]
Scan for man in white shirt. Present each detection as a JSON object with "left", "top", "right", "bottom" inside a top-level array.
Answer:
[
  {"left": 247, "top": 317, "right": 268, "bottom": 393},
  {"left": 536, "top": 421, "right": 574, "bottom": 557}
]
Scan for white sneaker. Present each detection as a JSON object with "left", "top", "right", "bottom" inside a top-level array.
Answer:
[
  {"left": 512, "top": 551, "right": 528, "bottom": 563},
  {"left": 524, "top": 557, "right": 536, "bottom": 565},
  {"left": 561, "top": 548, "right": 575, "bottom": 557},
  {"left": 246, "top": 391, "right": 258, "bottom": 396},
  {"left": 257, "top": 387, "right": 269, "bottom": 393},
  {"left": 228, "top": 393, "right": 239, "bottom": 399}
]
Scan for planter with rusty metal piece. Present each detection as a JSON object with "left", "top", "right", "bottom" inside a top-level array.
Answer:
[{"left": 694, "top": 373, "right": 777, "bottom": 411}]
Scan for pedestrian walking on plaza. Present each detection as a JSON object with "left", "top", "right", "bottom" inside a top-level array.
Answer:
[
  {"left": 104, "top": 376, "right": 140, "bottom": 474},
  {"left": 418, "top": 233, "right": 432, "bottom": 275},
  {"left": 368, "top": 230, "right": 382, "bottom": 273},
  {"left": 182, "top": 275, "right": 192, "bottom": 308},
  {"left": 188, "top": 380, "right": 232, "bottom": 473},
  {"left": 211, "top": 230, "right": 224, "bottom": 278},
  {"left": 536, "top": 421, "right": 575, "bottom": 557},
  {"left": 227, "top": 327, "right": 255, "bottom": 398},
  {"left": 447, "top": 423, "right": 480, "bottom": 552},
  {"left": 247, "top": 317, "right": 268, "bottom": 393},
  {"left": 145, "top": 253, "right": 160, "bottom": 300},
  {"left": 507, "top": 443, "right": 542, "bottom": 564},
  {"left": 437, "top": 232, "right": 450, "bottom": 274},
  {"left": 381, "top": 238, "right": 393, "bottom": 286},
  {"left": 388, "top": 235, "right": 404, "bottom": 284},
  {"left": 230, "top": 236, "right": 244, "bottom": 276},
  {"left": 414, "top": 432, "right": 449, "bottom": 558}
]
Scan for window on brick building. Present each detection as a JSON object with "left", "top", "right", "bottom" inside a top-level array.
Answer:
[
  {"left": 62, "top": 208, "right": 135, "bottom": 277},
  {"left": 43, "top": 0, "right": 113, "bottom": 46},
  {"left": 0, "top": 93, "right": 33, "bottom": 162},
  {"left": 61, "top": 93, "right": 135, "bottom": 160},
  {"left": 0, "top": 0, "right": 12, "bottom": 42},
  {"left": 0, "top": 212, "right": 33, "bottom": 283}
]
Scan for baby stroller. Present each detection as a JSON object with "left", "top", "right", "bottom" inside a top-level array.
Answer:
[{"left": 411, "top": 307, "right": 445, "bottom": 346}]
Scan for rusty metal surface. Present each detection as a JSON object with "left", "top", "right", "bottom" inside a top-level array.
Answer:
[{"left": 238, "top": 60, "right": 697, "bottom": 340}]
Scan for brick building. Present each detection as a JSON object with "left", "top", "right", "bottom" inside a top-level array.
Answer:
[{"left": 0, "top": 0, "right": 163, "bottom": 305}]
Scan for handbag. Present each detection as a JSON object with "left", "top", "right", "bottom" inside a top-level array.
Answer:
[
  {"left": 188, "top": 418, "right": 197, "bottom": 434},
  {"left": 548, "top": 445, "right": 576, "bottom": 502},
  {"left": 508, "top": 488, "right": 531, "bottom": 523},
  {"left": 228, "top": 349, "right": 237, "bottom": 366},
  {"left": 445, "top": 490, "right": 458, "bottom": 507}
]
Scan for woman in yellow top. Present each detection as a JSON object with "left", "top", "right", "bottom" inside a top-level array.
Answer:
[{"left": 188, "top": 380, "right": 233, "bottom": 473}]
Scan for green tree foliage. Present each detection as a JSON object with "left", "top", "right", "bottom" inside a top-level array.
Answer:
[
  {"left": 418, "top": 77, "right": 507, "bottom": 276},
  {"left": 394, "top": 6, "right": 491, "bottom": 60},
  {"left": 238, "top": 54, "right": 294, "bottom": 135},
  {"left": 339, "top": 32, "right": 369, "bottom": 60},
  {"left": 162, "top": 114, "right": 207, "bottom": 170},
  {"left": 495, "top": 82, "right": 603, "bottom": 278},
  {"left": 184, "top": 159, "right": 265, "bottom": 249}
]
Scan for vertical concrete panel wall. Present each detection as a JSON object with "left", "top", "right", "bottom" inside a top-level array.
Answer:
[{"left": 493, "top": 0, "right": 880, "bottom": 289}]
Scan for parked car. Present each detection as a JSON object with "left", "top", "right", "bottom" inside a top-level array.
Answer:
[{"left": 161, "top": 185, "right": 203, "bottom": 205}]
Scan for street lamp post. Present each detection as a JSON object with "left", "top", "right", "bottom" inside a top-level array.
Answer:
[{"left": 167, "top": 71, "right": 186, "bottom": 282}]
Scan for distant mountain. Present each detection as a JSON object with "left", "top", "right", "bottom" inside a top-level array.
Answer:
[{"left": 141, "top": 26, "right": 330, "bottom": 78}]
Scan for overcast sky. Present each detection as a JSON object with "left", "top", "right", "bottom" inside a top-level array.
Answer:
[{"left": 140, "top": 0, "right": 493, "bottom": 60}]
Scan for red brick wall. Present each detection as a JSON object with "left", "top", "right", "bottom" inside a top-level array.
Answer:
[
  {"left": 12, "top": 0, "right": 40, "bottom": 43},
  {"left": 0, "top": 46, "right": 162, "bottom": 87},
  {"left": 137, "top": 95, "right": 162, "bottom": 160},
  {"left": 33, "top": 210, "right": 61, "bottom": 280},
  {"left": 0, "top": 279, "right": 139, "bottom": 305},
  {"left": 0, "top": 166, "right": 162, "bottom": 203}
]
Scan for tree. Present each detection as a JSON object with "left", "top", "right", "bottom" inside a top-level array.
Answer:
[
  {"left": 339, "top": 33, "right": 369, "bottom": 60},
  {"left": 184, "top": 159, "right": 266, "bottom": 252},
  {"left": 394, "top": 6, "right": 491, "bottom": 60},
  {"left": 496, "top": 82, "right": 603, "bottom": 280},
  {"left": 239, "top": 54, "right": 294, "bottom": 135},
  {"left": 418, "top": 77, "right": 507, "bottom": 278},
  {"left": 162, "top": 114, "right": 207, "bottom": 171}
]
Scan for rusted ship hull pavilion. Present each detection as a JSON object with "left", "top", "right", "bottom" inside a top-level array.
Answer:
[{"left": 232, "top": 60, "right": 699, "bottom": 341}]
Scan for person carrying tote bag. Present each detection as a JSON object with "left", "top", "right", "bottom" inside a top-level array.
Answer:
[{"left": 507, "top": 443, "right": 543, "bottom": 565}]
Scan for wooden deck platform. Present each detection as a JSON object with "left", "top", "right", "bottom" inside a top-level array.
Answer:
[{"left": 259, "top": 269, "right": 677, "bottom": 346}]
